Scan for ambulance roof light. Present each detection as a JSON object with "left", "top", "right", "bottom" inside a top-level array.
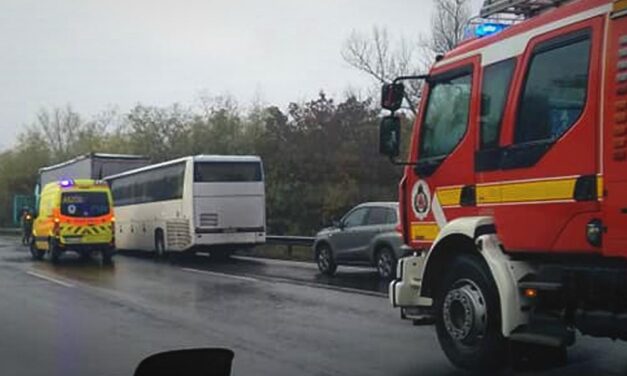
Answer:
[{"left": 59, "top": 179, "right": 74, "bottom": 188}]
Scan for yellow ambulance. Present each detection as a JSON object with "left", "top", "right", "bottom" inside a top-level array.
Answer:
[{"left": 31, "top": 179, "right": 115, "bottom": 263}]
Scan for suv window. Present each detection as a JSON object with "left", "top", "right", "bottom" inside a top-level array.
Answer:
[
  {"left": 343, "top": 208, "right": 368, "bottom": 228},
  {"left": 480, "top": 59, "right": 515, "bottom": 149},
  {"left": 385, "top": 208, "right": 398, "bottom": 224},
  {"left": 514, "top": 32, "right": 591, "bottom": 144},
  {"left": 419, "top": 71, "right": 472, "bottom": 159},
  {"left": 365, "top": 207, "right": 388, "bottom": 225}
]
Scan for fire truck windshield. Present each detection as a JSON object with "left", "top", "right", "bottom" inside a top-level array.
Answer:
[{"left": 419, "top": 72, "right": 472, "bottom": 159}]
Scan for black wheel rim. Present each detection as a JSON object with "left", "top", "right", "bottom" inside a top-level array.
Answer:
[
  {"left": 377, "top": 250, "right": 394, "bottom": 278},
  {"left": 318, "top": 248, "right": 330, "bottom": 271}
]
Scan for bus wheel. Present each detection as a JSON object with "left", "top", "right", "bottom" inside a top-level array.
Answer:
[
  {"left": 435, "top": 254, "right": 506, "bottom": 371},
  {"left": 29, "top": 239, "right": 44, "bottom": 261},
  {"left": 49, "top": 239, "right": 62, "bottom": 264},
  {"left": 155, "top": 232, "right": 166, "bottom": 259}
]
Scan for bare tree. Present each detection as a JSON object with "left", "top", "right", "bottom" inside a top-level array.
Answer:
[
  {"left": 419, "top": 0, "right": 471, "bottom": 60},
  {"left": 33, "top": 105, "right": 83, "bottom": 160},
  {"left": 342, "top": 0, "right": 471, "bottom": 112},
  {"left": 342, "top": 27, "right": 422, "bottom": 111}
]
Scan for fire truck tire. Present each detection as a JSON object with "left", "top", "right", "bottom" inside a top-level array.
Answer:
[
  {"left": 29, "top": 239, "right": 44, "bottom": 261},
  {"left": 435, "top": 253, "right": 506, "bottom": 371},
  {"left": 49, "top": 239, "right": 62, "bottom": 264},
  {"left": 315, "top": 244, "right": 337, "bottom": 276}
]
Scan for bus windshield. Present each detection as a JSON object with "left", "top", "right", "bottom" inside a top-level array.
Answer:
[
  {"left": 61, "top": 191, "right": 110, "bottom": 217},
  {"left": 194, "top": 162, "right": 262, "bottom": 183}
]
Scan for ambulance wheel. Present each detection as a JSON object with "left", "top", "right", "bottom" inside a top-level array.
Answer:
[
  {"left": 435, "top": 254, "right": 506, "bottom": 371},
  {"left": 315, "top": 244, "right": 337, "bottom": 276},
  {"left": 155, "top": 231, "right": 166, "bottom": 259},
  {"left": 49, "top": 239, "right": 62, "bottom": 264},
  {"left": 29, "top": 239, "right": 44, "bottom": 261},
  {"left": 102, "top": 248, "right": 114, "bottom": 264}
]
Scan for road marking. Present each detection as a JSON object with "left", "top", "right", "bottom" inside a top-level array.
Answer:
[
  {"left": 26, "top": 271, "right": 74, "bottom": 288},
  {"left": 181, "top": 268, "right": 259, "bottom": 283}
]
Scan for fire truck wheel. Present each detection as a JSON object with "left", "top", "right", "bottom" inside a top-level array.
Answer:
[
  {"left": 49, "top": 239, "right": 62, "bottom": 264},
  {"left": 29, "top": 239, "right": 44, "bottom": 261},
  {"left": 315, "top": 244, "right": 337, "bottom": 276},
  {"left": 435, "top": 253, "right": 506, "bottom": 371}
]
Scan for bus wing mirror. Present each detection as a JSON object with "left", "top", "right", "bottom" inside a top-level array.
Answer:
[
  {"left": 381, "top": 83, "right": 405, "bottom": 112},
  {"left": 379, "top": 116, "right": 401, "bottom": 159}
]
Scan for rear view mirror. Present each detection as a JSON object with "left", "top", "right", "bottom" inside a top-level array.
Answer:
[
  {"left": 379, "top": 116, "right": 401, "bottom": 158},
  {"left": 134, "top": 348, "right": 234, "bottom": 376},
  {"left": 381, "top": 82, "right": 405, "bottom": 112}
]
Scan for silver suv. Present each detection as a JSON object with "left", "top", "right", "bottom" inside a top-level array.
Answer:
[{"left": 313, "top": 202, "right": 404, "bottom": 279}]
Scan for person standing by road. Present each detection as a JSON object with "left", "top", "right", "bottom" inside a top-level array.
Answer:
[{"left": 20, "top": 208, "right": 33, "bottom": 245}]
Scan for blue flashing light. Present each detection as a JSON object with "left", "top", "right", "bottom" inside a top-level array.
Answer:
[
  {"left": 59, "top": 179, "right": 74, "bottom": 188},
  {"left": 475, "top": 22, "right": 508, "bottom": 38}
]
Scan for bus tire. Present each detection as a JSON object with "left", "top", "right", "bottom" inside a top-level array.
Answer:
[
  {"left": 49, "top": 239, "right": 62, "bottom": 264},
  {"left": 434, "top": 253, "right": 506, "bottom": 371},
  {"left": 155, "top": 231, "right": 166, "bottom": 259},
  {"left": 29, "top": 239, "right": 44, "bottom": 261}
]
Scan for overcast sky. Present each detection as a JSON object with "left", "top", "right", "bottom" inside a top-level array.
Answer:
[{"left": 0, "top": 0, "right": 482, "bottom": 148}]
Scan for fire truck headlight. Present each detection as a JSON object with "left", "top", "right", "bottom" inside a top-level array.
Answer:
[{"left": 586, "top": 219, "right": 603, "bottom": 247}]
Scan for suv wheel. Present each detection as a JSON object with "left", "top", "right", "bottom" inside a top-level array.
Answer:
[
  {"left": 316, "top": 245, "right": 337, "bottom": 276},
  {"left": 375, "top": 247, "right": 396, "bottom": 279}
]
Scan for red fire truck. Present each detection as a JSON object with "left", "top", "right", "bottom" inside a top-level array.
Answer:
[{"left": 380, "top": 0, "right": 627, "bottom": 371}]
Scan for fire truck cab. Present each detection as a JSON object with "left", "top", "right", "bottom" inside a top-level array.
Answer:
[{"left": 381, "top": 0, "right": 627, "bottom": 371}]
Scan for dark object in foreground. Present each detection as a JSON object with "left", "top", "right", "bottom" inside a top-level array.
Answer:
[{"left": 134, "top": 348, "right": 234, "bottom": 376}]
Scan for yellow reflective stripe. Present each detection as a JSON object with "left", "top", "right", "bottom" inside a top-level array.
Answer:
[
  {"left": 477, "top": 177, "right": 577, "bottom": 205},
  {"left": 597, "top": 175, "right": 604, "bottom": 200},
  {"left": 614, "top": 0, "right": 627, "bottom": 12},
  {"left": 436, "top": 187, "right": 462, "bottom": 207},
  {"left": 410, "top": 222, "right": 439, "bottom": 241}
]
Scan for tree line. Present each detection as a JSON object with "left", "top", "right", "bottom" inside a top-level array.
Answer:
[{"left": 1, "top": 93, "right": 411, "bottom": 234}]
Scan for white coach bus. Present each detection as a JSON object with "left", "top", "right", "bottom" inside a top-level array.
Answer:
[{"left": 106, "top": 155, "right": 266, "bottom": 257}]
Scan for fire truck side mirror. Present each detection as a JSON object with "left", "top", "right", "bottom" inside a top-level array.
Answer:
[
  {"left": 381, "top": 83, "right": 405, "bottom": 112},
  {"left": 379, "top": 116, "right": 401, "bottom": 159}
]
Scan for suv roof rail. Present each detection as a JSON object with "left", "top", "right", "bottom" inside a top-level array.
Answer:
[{"left": 480, "top": 0, "right": 572, "bottom": 19}]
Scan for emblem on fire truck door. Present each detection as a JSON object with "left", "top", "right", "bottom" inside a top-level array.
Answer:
[{"left": 411, "top": 180, "right": 431, "bottom": 220}]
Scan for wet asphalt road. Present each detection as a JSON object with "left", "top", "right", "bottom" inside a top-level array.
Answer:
[{"left": 1, "top": 237, "right": 627, "bottom": 376}]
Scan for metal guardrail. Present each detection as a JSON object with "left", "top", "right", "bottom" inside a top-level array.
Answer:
[
  {"left": 0, "top": 228, "right": 21, "bottom": 235},
  {"left": 266, "top": 235, "right": 315, "bottom": 246}
]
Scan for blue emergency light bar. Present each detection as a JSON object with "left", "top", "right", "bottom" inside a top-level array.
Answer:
[{"left": 474, "top": 22, "right": 508, "bottom": 38}]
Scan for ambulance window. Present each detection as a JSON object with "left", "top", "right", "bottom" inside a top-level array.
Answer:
[
  {"left": 480, "top": 59, "right": 515, "bottom": 149},
  {"left": 419, "top": 71, "right": 472, "bottom": 159},
  {"left": 515, "top": 32, "right": 591, "bottom": 144}
]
